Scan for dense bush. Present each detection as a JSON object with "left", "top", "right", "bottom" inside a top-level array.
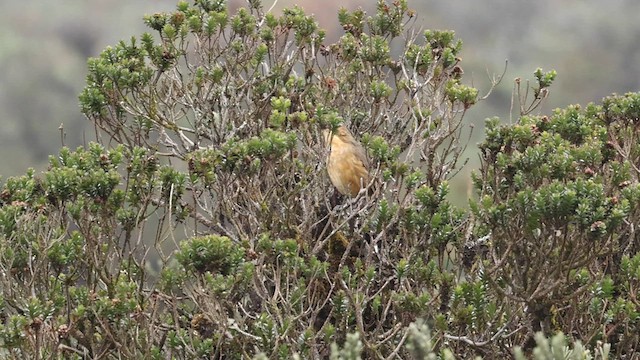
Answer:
[{"left": 0, "top": 0, "right": 638, "bottom": 358}]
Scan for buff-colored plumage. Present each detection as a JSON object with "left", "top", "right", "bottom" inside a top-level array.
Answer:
[{"left": 323, "top": 126, "right": 369, "bottom": 197}]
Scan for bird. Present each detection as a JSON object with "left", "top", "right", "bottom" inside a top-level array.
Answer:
[{"left": 323, "top": 125, "right": 369, "bottom": 197}]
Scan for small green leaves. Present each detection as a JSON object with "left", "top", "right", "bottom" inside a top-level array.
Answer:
[
  {"left": 205, "top": 10, "right": 228, "bottom": 35},
  {"left": 424, "top": 30, "right": 455, "bottom": 49},
  {"left": 205, "top": 129, "right": 297, "bottom": 174},
  {"left": 247, "top": 129, "right": 297, "bottom": 159},
  {"left": 513, "top": 332, "right": 610, "bottom": 360},
  {"left": 162, "top": 23, "right": 177, "bottom": 39},
  {"left": 281, "top": 6, "right": 322, "bottom": 45},
  {"left": 177, "top": 235, "right": 245, "bottom": 275},
  {"left": 603, "top": 92, "right": 640, "bottom": 124},
  {"left": 269, "top": 95, "right": 291, "bottom": 125},
  {"left": 144, "top": 13, "right": 168, "bottom": 31},
  {"left": 196, "top": 0, "right": 226, "bottom": 13},
  {"left": 370, "top": 80, "right": 392, "bottom": 101},
  {"left": 370, "top": 0, "right": 408, "bottom": 37},
  {"left": 534, "top": 67, "right": 557, "bottom": 90},
  {"left": 339, "top": 33, "right": 359, "bottom": 61},
  {"left": 231, "top": 8, "right": 255, "bottom": 37},
  {"left": 404, "top": 43, "right": 433, "bottom": 74},
  {"left": 79, "top": 36, "right": 153, "bottom": 120},
  {"left": 373, "top": 198, "right": 395, "bottom": 232},
  {"left": 396, "top": 258, "right": 409, "bottom": 279},
  {"left": 362, "top": 134, "right": 400, "bottom": 163},
  {"left": 338, "top": 8, "right": 366, "bottom": 36},
  {"left": 445, "top": 81, "right": 478, "bottom": 109},
  {"left": 360, "top": 34, "right": 391, "bottom": 65},
  {"left": 404, "top": 170, "right": 423, "bottom": 189}
]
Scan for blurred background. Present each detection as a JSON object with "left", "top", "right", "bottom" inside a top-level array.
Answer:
[{"left": 1, "top": 0, "right": 639, "bottom": 182}]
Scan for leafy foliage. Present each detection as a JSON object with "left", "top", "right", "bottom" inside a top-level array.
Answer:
[
  {"left": 471, "top": 93, "right": 640, "bottom": 355},
  {"left": 1, "top": 0, "right": 640, "bottom": 359}
]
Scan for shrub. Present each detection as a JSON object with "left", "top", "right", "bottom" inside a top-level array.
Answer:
[{"left": 1, "top": 0, "right": 639, "bottom": 358}]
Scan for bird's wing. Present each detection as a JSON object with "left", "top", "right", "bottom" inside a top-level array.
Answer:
[
  {"left": 353, "top": 144, "right": 369, "bottom": 171},
  {"left": 348, "top": 151, "right": 369, "bottom": 179}
]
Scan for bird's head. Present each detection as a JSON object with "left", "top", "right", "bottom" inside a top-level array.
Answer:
[{"left": 322, "top": 125, "right": 356, "bottom": 147}]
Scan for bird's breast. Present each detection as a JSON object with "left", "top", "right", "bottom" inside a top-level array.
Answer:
[{"left": 327, "top": 145, "right": 368, "bottom": 197}]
